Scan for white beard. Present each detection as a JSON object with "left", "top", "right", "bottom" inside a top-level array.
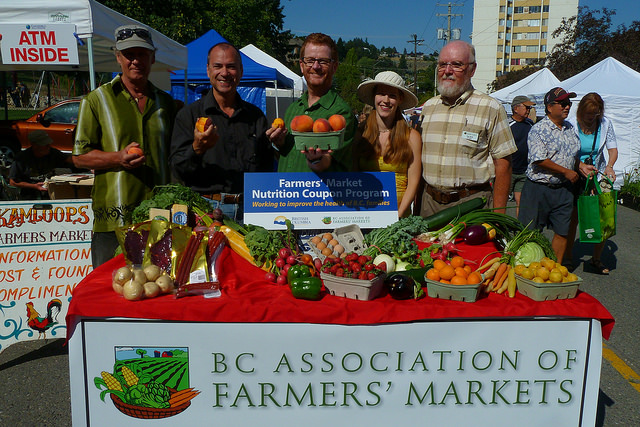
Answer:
[{"left": 438, "top": 75, "right": 470, "bottom": 99}]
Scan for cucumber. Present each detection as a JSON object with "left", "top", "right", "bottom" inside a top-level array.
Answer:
[{"left": 422, "top": 197, "right": 487, "bottom": 230}]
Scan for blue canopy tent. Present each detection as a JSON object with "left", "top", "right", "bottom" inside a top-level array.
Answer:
[{"left": 170, "top": 29, "right": 293, "bottom": 114}]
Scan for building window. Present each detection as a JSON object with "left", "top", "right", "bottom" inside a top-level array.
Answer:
[
  {"left": 542, "top": 18, "right": 548, "bottom": 26},
  {"left": 526, "top": 45, "right": 538, "bottom": 52},
  {"left": 543, "top": 5, "right": 549, "bottom": 12},
  {"left": 541, "top": 44, "right": 547, "bottom": 52},
  {"left": 505, "top": 32, "right": 511, "bottom": 40},
  {"left": 497, "top": 58, "right": 503, "bottom": 65},
  {"left": 541, "top": 32, "right": 547, "bottom": 39},
  {"left": 498, "top": 32, "right": 503, "bottom": 39},
  {"left": 513, "top": 45, "right": 521, "bottom": 52},
  {"left": 500, "top": 5, "right": 505, "bottom": 13},
  {"left": 499, "top": 18, "right": 505, "bottom": 26},
  {"left": 511, "top": 58, "right": 520, "bottom": 65},
  {"left": 527, "top": 19, "right": 541, "bottom": 26},
  {"left": 497, "top": 45, "right": 503, "bottom": 52}
]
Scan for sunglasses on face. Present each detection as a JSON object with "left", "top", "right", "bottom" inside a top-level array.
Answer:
[
  {"left": 117, "top": 28, "right": 151, "bottom": 42},
  {"left": 551, "top": 100, "right": 572, "bottom": 108},
  {"left": 301, "top": 57, "right": 333, "bottom": 67}
]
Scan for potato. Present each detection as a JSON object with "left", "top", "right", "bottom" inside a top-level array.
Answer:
[
  {"left": 155, "top": 274, "right": 174, "bottom": 293},
  {"left": 123, "top": 279, "right": 144, "bottom": 301},
  {"left": 113, "top": 266, "right": 132, "bottom": 286},
  {"left": 144, "top": 264, "right": 162, "bottom": 282},
  {"left": 132, "top": 268, "right": 146, "bottom": 285},
  {"left": 143, "top": 282, "right": 161, "bottom": 298},
  {"left": 112, "top": 281, "right": 124, "bottom": 295}
]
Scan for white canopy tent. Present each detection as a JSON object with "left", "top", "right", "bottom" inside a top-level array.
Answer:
[
  {"left": 0, "top": 0, "right": 187, "bottom": 91},
  {"left": 560, "top": 57, "right": 640, "bottom": 189},
  {"left": 490, "top": 67, "right": 561, "bottom": 108},
  {"left": 240, "top": 44, "right": 306, "bottom": 96}
]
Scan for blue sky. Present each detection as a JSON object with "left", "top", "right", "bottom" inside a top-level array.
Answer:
[{"left": 282, "top": 0, "right": 637, "bottom": 54}]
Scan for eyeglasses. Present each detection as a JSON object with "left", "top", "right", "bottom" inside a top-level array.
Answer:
[
  {"left": 551, "top": 100, "right": 572, "bottom": 108},
  {"left": 437, "top": 61, "right": 474, "bottom": 72},
  {"left": 116, "top": 28, "right": 151, "bottom": 42},
  {"left": 301, "top": 57, "right": 333, "bottom": 67},
  {"left": 524, "top": 105, "right": 533, "bottom": 110}
]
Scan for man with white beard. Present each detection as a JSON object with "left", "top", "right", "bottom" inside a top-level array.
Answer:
[{"left": 417, "top": 41, "right": 516, "bottom": 216}]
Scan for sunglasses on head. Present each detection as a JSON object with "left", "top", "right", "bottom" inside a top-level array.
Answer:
[{"left": 117, "top": 28, "right": 151, "bottom": 42}]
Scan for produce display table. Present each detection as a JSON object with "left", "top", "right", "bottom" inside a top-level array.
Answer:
[{"left": 66, "top": 244, "right": 614, "bottom": 426}]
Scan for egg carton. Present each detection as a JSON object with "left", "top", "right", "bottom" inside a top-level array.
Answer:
[{"left": 305, "top": 225, "right": 367, "bottom": 261}]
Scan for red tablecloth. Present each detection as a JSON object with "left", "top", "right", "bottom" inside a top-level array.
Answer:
[{"left": 66, "top": 245, "right": 615, "bottom": 340}]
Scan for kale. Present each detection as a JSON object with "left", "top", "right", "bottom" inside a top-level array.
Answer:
[{"left": 131, "top": 184, "right": 212, "bottom": 223}]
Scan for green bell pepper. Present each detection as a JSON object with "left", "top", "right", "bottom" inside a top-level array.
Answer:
[
  {"left": 289, "top": 277, "right": 322, "bottom": 300},
  {"left": 287, "top": 264, "right": 311, "bottom": 284}
]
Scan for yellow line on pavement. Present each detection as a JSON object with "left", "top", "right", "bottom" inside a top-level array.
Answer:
[{"left": 602, "top": 343, "right": 640, "bottom": 393}]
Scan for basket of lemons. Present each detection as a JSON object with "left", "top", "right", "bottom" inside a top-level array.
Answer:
[{"left": 514, "top": 257, "right": 582, "bottom": 301}]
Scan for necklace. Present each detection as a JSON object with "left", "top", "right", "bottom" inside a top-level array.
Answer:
[{"left": 379, "top": 129, "right": 390, "bottom": 133}]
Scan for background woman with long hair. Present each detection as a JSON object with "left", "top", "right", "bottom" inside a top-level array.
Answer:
[{"left": 353, "top": 71, "right": 422, "bottom": 217}]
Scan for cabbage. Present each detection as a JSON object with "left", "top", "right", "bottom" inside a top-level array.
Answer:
[{"left": 514, "top": 242, "right": 545, "bottom": 267}]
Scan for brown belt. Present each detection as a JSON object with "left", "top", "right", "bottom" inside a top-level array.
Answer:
[
  {"left": 425, "top": 183, "right": 492, "bottom": 204},
  {"left": 202, "top": 193, "right": 242, "bottom": 204}
]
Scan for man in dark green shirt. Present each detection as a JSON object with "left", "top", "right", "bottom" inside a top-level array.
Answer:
[{"left": 268, "top": 33, "right": 355, "bottom": 172}]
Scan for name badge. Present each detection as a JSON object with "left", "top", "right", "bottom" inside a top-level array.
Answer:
[{"left": 462, "top": 130, "right": 479, "bottom": 142}]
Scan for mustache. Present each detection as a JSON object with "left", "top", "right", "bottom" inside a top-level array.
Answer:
[{"left": 441, "top": 75, "right": 456, "bottom": 81}]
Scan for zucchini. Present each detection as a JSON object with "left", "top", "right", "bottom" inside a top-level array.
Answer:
[{"left": 423, "top": 197, "right": 486, "bottom": 230}]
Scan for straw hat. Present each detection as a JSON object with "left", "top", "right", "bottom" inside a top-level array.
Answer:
[{"left": 357, "top": 71, "right": 418, "bottom": 110}]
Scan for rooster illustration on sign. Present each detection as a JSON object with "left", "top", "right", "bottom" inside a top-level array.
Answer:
[{"left": 25, "top": 299, "right": 62, "bottom": 339}]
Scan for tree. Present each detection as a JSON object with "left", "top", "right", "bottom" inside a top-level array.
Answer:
[
  {"left": 98, "top": 0, "right": 291, "bottom": 62},
  {"left": 136, "top": 349, "right": 147, "bottom": 358},
  {"left": 333, "top": 48, "right": 362, "bottom": 113}
]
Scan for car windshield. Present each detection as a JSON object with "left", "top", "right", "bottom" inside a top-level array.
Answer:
[{"left": 43, "top": 102, "right": 79, "bottom": 124}]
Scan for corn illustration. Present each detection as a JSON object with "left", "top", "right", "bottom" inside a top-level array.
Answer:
[
  {"left": 101, "top": 371, "right": 123, "bottom": 391},
  {"left": 121, "top": 366, "right": 139, "bottom": 386}
]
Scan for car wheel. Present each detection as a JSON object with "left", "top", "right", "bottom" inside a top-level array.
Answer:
[{"left": 0, "top": 144, "right": 16, "bottom": 170}]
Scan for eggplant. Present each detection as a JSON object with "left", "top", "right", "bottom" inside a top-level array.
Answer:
[
  {"left": 462, "top": 225, "right": 488, "bottom": 245},
  {"left": 385, "top": 274, "right": 416, "bottom": 300}
]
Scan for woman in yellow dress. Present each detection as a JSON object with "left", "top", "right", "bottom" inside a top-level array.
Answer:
[{"left": 353, "top": 71, "right": 422, "bottom": 217}]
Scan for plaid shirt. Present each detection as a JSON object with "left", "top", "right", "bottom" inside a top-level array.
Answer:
[
  {"left": 526, "top": 116, "right": 580, "bottom": 185},
  {"left": 419, "top": 87, "right": 516, "bottom": 189}
]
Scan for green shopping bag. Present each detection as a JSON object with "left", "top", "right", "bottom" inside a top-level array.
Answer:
[{"left": 577, "top": 176, "right": 617, "bottom": 243}]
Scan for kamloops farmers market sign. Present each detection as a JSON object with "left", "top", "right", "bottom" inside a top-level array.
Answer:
[
  {"left": 0, "top": 23, "right": 79, "bottom": 65},
  {"left": 0, "top": 199, "right": 93, "bottom": 351},
  {"left": 69, "top": 319, "right": 602, "bottom": 426}
]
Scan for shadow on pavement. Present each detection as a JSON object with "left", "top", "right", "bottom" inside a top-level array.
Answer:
[{"left": 0, "top": 338, "right": 67, "bottom": 371}]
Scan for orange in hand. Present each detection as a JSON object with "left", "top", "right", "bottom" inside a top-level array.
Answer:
[
  {"left": 272, "top": 118, "right": 285, "bottom": 129},
  {"left": 196, "top": 117, "right": 212, "bottom": 132},
  {"left": 127, "top": 147, "right": 144, "bottom": 156}
]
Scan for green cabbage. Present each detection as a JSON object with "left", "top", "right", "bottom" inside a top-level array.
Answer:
[{"left": 514, "top": 242, "right": 545, "bottom": 267}]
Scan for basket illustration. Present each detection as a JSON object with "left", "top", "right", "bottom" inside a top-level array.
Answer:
[{"left": 110, "top": 388, "right": 191, "bottom": 419}]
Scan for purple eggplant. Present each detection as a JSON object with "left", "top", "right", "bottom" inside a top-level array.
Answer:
[{"left": 462, "top": 225, "right": 488, "bottom": 245}]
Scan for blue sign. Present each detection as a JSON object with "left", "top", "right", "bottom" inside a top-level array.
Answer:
[{"left": 244, "top": 172, "right": 399, "bottom": 230}]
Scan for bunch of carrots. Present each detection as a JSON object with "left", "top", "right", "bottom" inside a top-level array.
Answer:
[
  {"left": 169, "top": 388, "right": 200, "bottom": 408},
  {"left": 476, "top": 257, "right": 517, "bottom": 297}
]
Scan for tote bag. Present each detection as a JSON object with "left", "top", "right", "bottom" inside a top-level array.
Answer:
[{"left": 577, "top": 176, "right": 617, "bottom": 243}]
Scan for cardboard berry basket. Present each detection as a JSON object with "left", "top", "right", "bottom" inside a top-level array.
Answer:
[
  {"left": 320, "top": 272, "right": 386, "bottom": 301},
  {"left": 292, "top": 129, "right": 345, "bottom": 151}
]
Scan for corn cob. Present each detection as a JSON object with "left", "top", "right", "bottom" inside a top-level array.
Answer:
[
  {"left": 101, "top": 371, "right": 123, "bottom": 391},
  {"left": 121, "top": 366, "right": 139, "bottom": 386}
]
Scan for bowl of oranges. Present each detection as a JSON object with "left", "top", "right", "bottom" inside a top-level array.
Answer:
[
  {"left": 513, "top": 257, "right": 582, "bottom": 301},
  {"left": 424, "top": 256, "right": 484, "bottom": 302}
]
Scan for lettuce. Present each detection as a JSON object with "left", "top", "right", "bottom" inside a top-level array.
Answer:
[{"left": 514, "top": 242, "right": 545, "bottom": 267}]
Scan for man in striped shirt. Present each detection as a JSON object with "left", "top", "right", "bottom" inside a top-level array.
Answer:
[{"left": 418, "top": 41, "right": 516, "bottom": 216}]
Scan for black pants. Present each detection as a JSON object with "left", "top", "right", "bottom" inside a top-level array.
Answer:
[{"left": 91, "top": 231, "right": 120, "bottom": 268}]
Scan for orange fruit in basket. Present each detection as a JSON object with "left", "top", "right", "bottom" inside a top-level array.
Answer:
[
  {"left": 433, "top": 259, "right": 447, "bottom": 270},
  {"left": 426, "top": 268, "right": 440, "bottom": 281},
  {"left": 440, "top": 279, "right": 451, "bottom": 284},
  {"left": 467, "top": 271, "right": 482, "bottom": 285},
  {"left": 450, "top": 256, "right": 465, "bottom": 268},
  {"left": 463, "top": 265, "right": 472, "bottom": 275},
  {"left": 454, "top": 267, "right": 468, "bottom": 278},
  {"left": 439, "top": 265, "right": 455, "bottom": 281},
  {"left": 451, "top": 275, "right": 468, "bottom": 285}
]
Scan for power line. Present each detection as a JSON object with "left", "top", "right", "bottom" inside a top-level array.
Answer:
[{"left": 407, "top": 34, "right": 424, "bottom": 96}]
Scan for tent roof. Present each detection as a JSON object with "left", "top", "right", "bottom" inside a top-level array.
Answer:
[
  {"left": 489, "top": 68, "right": 560, "bottom": 104},
  {"left": 0, "top": 0, "right": 187, "bottom": 73},
  {"left": 560, "top": 57, "right": 640, "bottom": 97},
  {"left": 170, "top": 30, "right": 293, "bottom": 88},
  {"left": 240, "top": 44, "right": 305, "bottom": 94}
]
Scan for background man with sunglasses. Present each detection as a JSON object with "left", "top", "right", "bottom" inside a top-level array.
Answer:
[
  {"left": 509, "top": 95, "right": 536, "bottom": 216},
  {"left": 518, "top": 87, "right": 595, "bottom": 264},
  {"left": 418, "top": 40, "right": 516, "bottom": 216},
  {"left": 73, "top": 25, "right": 177, "bottom": 267},
  {"left": 268, "top": 33, "right": 355, "bottom": 172}
]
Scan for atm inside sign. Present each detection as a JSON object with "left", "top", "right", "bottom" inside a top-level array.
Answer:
[{"left": 0, "top": 23, "right": 79, "bottom": 65}]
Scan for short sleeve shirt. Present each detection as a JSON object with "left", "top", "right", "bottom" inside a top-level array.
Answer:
[
  {"left": 73, "top": 75, "right": 175, "bottom": 232},
  {"left": 277, "top": 89, "right": 355, "bottom": 172},
  {"left": 525, "top": 116, "right": 580, "bottom": 185},
  {"left": 419, "top": 88, "right": 516, "bottom": 189}
]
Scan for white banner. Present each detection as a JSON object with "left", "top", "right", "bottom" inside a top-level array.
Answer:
[
  {"left": 0, "top": 199, "right": 92, "bottom": 351},
  {"left": 0, "top": 23, "right": 79, "bottom": 65},
  {"left": 70, "top": 319, "right": 601, "bottom": 426}
]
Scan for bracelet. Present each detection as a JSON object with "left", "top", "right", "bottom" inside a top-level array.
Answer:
[
  {"left": 605, "top": 165, "right": 613, "bottom": 169},
  {"left": 309, "top": 159, "right": 321, "bottom": 165}
]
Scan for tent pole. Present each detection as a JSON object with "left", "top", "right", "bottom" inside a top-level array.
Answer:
[
  {"left": 87, "top": 36, "right": 96, "bottom": 90},
  {"left": 184, "top": 72, "right": 188, "bottom": 104},
  {"left": 274, "top": 80, "right": 279, "bottom": 117}
]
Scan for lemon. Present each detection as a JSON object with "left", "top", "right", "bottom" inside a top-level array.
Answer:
[
  {"left": 549, "top": 271, "right": 563, "bottom": 283},
  {"left": 536, "top": 267, "right": 550, "bottom": 280}
]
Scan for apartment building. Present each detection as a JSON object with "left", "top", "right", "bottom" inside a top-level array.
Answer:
[{"left": 471, "top": 0, "right": 578, "bottom": 92}]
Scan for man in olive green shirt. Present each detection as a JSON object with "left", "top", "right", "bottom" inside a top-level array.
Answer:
[
  {"left": 268, "top": 33, "right": 354, "bottom": 172},
  {"left": 73, "top": 25, "right": 176, "bottom": 267}
]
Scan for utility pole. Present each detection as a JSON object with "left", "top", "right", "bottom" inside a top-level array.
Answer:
[
  {"left": 407, "top": 34, "right": 423, "bottom": 97},
  {"left": 436, "top": 3, "right": 463, "bottom": 42}
]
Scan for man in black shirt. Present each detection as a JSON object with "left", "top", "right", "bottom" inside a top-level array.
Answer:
[
  {"left": 170, "top": 42, "right": 273, "bottom": 221},
  {"left": 508, "top": 95, "right": 535, "bottom": 216}
]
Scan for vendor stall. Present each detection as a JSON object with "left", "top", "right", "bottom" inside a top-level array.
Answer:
[{"left": 67, "top": 243, "right": 614, "bottom": 426}]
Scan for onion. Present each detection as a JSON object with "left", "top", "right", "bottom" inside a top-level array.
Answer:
[{"left": 373, "top": 254, "right": 395, "bottom": 273}]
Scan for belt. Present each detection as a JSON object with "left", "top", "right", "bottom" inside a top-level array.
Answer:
[
  {"left": 527, "top": 179, "right": 568, "bottom": 190},
  {"left": 425, "top": 183, "right": 492, "bottom": 204},
  {"left": 202, "top": 193, "right": 242, "bottom": 204}
]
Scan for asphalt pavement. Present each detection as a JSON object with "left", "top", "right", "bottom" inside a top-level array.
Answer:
[{"left": 1, "top": 203, "right": 639, "bottom": 427}]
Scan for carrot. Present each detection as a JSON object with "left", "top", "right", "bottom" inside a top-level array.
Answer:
[
  {"left": 477, "top": 256, "right": 500, "bottom": 272},
  {"left": 483, "top": 261, "right": 501, "bottom": 280},
  {"left": 495, "top": 265, "right": 511, "bottom": 293},
  {"left": 489, "top": 262, "right": 508, "bottom": 288},
  {"left": 170, "top": 390, "right": 200, "bottom": 407},
  {"left": 169, "top": 388, "right": 195, "bottom": 400}
]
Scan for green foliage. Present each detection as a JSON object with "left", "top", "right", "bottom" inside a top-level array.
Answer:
[
  {"left": 620, "top": 166, "right": 640, "bottom": 198},
  {"left": 98, "top": 0, "right": 291, "bottom": 62},
  {"left": 131, "top": 184, "right": 212, "bottom": 224}
]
